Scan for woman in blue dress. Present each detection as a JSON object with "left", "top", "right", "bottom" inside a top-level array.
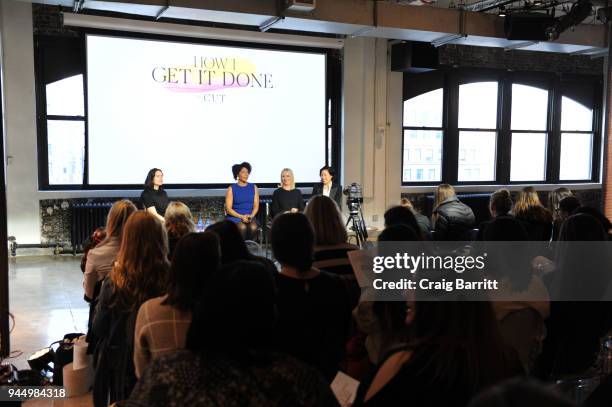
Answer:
[{"left": 225, "top": 162, "right": 259, "bottom": 240}]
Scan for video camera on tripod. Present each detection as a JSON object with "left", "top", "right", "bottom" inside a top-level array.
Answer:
[{"left": 343, "top": 183, "right": 368, "bottom": 247}]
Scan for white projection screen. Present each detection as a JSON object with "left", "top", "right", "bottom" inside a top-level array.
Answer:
[{"left": 86, "top": 34, "right": 327, "bottom": 185}]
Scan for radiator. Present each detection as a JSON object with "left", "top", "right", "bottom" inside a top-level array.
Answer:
[{"left": 71, "top": 202, "right": 113, "bottom": 252}]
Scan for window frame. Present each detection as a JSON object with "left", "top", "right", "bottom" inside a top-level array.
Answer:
[
  {"left": 401, "top": 68, "right": 602, "bottom": 187},
  {"left": 401, "top": 80, "right": 447, "bottom": 185}
]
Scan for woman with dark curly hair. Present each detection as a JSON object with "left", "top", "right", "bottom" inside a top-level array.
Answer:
[{"left": 225, "top": 161, "right": 259, "bottom": 240}]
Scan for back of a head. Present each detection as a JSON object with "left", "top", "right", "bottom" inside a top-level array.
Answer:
[
  {"left": 468, "top": 378, "right": 575, "bottom": 407},
  {"left": 489, "top": 189, "right": 512, "bottom": 217},
  {"left": 483, "top": 217, "right": 528, "bottom": 241},
  {"left": 573, "top": 206, "right": 612, "bottom": 232},
  {"left": 105, "top": 199, "right": 137, "bottom": 242},
  {"left": 558, "top": 213, "right": 608, "bottom": 241},
  {"left": 207, "top": 220, "right": 252, "bottom": 263},
  {"left": 548, "top": 187, "right": 573, "bottom": 214},
  {"left": 164, "top": 201, "right": 195, "bottom": 238},
  {"left": 304, "top": 195, "right": 347, "bottom": 245},
  {"left": 409, "top": 300, "right": 511, "bottom": 391},
  {"left": 514, "top": 187, "right": 542, "bottom": 215},
  {"left": 558, "top": 196, "right": 581, "bottom": 216},
  {"left": 378, "top": 224, "right": 421, "bottom": 242},
  {"left": 271, "top": 213, "right": 314, "bottom": 272},
  {"left": 384, "top": 206, "right": 421, "bottom": 235},
  {"left": 434, "top": 184, "right": 456, "bottom": 208},
  {"left": 111, "top": 211, "right": 169, "bottom": 308},
  {"left": 186, "top": 260, "right": 277, "bottom": 357},
  {"left": 165, "top": 232, "right": 220, "bottom": 311}
]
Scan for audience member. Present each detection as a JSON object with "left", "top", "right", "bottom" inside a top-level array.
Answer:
[
  {"left": 384, "top": 205, "right": 425, "bottom": 240},
  {"left": 354, "top": 300, "right": 523, "bottom": 406},
  {"left": 271, "top": 213, "right": 351, "bottom": 381},
  {"left": 481, "top": 217, "right": 549, "bottom": 372},
  {"left": 305, "top": 195, "right": 358, "bottom": 275},
  {"left": 133, "top": 232, "right": 220, "bottom": 377},
  {"left": 548, "top": 187, "right": 573, "bottom": 223},
  {"left": 537, "top": 213, "right": 612, "bottom": 378},
  {"left": 128, "top": 260, "right": 339, "bottom": 407},
  {"left": 353, "top": 224, "right": 421, "bottom": 365},
  {"left": 400, "top": 198, "right": 431, "bottom": 237},
  {"left": 83, "top": 200, "right": 137, "bottom": 302},
  {"left": 91, "top": 211, "right": 169, "bottom": 407},
  {"left": 557, "top": 196, "right": 580, "bottom": 221},
  {"left": 431, "top": 184, "right": 475, "bottom": 241},
  {"left": 513, "top": 187, "right": 553, "bottom": 241},
  {"left": 80, "top": 226, "right": 107, "bottom": 273},
  {"left": 206, "top": 219, "right": 276, "bottom": 272},
  {"left": 164, "top": 201, "right": 196, "bottom": 259},
  {"left": 476, "top": 189, "right": 514, "bottom": 241}
]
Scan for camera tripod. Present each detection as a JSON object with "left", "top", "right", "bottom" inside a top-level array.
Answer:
[{"left": 346, "top": 206, "right": 369, "bottom": 248}]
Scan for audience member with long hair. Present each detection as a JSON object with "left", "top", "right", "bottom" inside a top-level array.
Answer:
[
  {"left": 354, "top": 299, "right": 523, "bottom": 406},
  {"left": 547, "top": 187, "right": 573, "bottom": 223},
  {"left": 164, "top": 201, "right": 196, "bottom": 258},
  {"left": 513, "top": 187, "right": 553, "bottom": 241},
  {"left": 133, "top": 232, "right": 220, "bottom": 377},
  {"left": 271, "top": 213, "right": 351, "bottom": 381},
  {"left": 537, "top": 213, "right": 612, "bottom": 379},
  {"left": 91, "top": 211, "right": 169, "bottom": 407},
  {"left": 206, "top": 219, "right": 276, "bottom": 272},
  {"left": 128, "top": 260, "right": 339, "bottom": 407},
  {"left": 481, "top": 217, "right": 550, "bottom": 373},
  {"left": 83, "top": 200, "right": 137, "bottom": 302},
  {"left": 353, "top": 224, "right": 422, "bottom": 367},
  {"left": 432, "top": 184, "right": 475, "bottom": 241},
  {"left": 305, "top": 195, "right": 358, "bottom": 275}
]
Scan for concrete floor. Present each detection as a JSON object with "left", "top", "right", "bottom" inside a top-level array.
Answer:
[{"left": 7, "top": 255, "right": 92, "bottom": 406}]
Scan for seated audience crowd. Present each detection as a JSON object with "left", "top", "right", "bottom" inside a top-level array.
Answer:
[{"left": 80, "top": 184, "right": 612, "bottom": 407}]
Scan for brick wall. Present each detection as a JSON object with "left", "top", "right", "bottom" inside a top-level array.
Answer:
[{"left": 439, "top": 44, "right": 603, "bottom": 76}]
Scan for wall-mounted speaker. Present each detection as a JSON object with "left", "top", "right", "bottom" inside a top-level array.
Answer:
[{"left": 391, "top": 42, "right": 439, "bottom": 73}]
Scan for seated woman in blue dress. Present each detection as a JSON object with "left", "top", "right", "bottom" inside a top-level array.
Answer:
[{"left": 225, "top": 162, "right": 259, "bottom": 240}]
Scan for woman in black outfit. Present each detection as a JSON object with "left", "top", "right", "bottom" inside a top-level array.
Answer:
[
  {"left": 270, "top": 168, "right": 304, "bottom": 218},
  {"left": 311, "top": 165, "right": 343, "bottom": 208},
  {"left": 354, "top": 300, "right": 523, "bottom": 407},
  {"left": 271, "top": 213, "right": 351, "bottom": 382},
  {"left": 140, "top": 168, "right": 169, "bottom": 222}
]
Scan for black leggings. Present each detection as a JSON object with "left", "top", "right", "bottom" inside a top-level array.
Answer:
[{"left": 236, "top": 219, "right": 259, "bottom": 241}]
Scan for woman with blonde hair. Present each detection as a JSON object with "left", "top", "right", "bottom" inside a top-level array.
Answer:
[
  {"left": 83, "top": 199, "right": 137, "bottom": 301},
  {"left": 270, "top": 168, "right": 305, "bottom": 218},
  {"left": 431, "top": 184, "right": 475, "bottom": 241},
  {"left": 164, "top": 201, "right": 195, "bottom": 259},
  {"left": 513, "top": 186, "right": 552, "bottom": 241},
  {"left": 91, "top": 211, "right": 170, "bottom": 407}
]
